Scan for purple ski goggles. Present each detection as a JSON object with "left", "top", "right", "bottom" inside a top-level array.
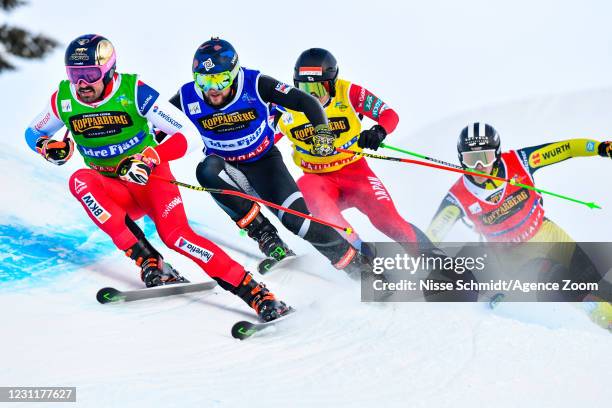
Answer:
[{"left": 66, "top": 66, "right": 106, "bottom": 85}]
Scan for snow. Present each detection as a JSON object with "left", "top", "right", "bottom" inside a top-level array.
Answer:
[
  {"left": 1, "top": 0, "right": 611, "bottom": 406},
  {"left": 2, "top": 255, "right": 609, "bottom": 407}
]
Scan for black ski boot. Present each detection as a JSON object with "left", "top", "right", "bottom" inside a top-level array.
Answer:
[
  {"left": 125, "top": 238, "right": 188, "bottom": 288},
  {"left": 239, "top": 211, "right": 295, "bottom": 273},
  {"left": 343, "top": 251, "right": 373, "bottom": 281},
  {"left": 340, "top": 243, "right": 392, "bottom": 300},
  {"left": 340, "top": 243, "right": 377, "bottom": 280},
  {"left": 256, "top": 230, "right": 296, "bottom": 273},
  {"left": 233, "top": 272, "right": 291, "bottom": 322}
]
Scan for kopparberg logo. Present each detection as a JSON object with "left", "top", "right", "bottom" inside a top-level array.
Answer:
[
  {"left": 480, "top": 189, "right": 530, "bottom": 225},
  {"left": 69, "top": 111, "right": 133, "bottom": 137},
  {"left": 199, "top": 109, "right": 258, "bottom": 131},
  {"left": 291, "top": 117, "right": 350, "bottom": 142}
]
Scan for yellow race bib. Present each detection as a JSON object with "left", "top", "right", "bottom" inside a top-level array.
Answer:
[{"left": 278, "top": 79, "right": 364, "bottom": 173}]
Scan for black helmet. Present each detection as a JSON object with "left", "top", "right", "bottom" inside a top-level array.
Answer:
[
  {"left": 192, "top": 37, "right": 240, "bottom": 92},
  {"left": 457, "top": 122, "right": 501, "bottom": 169},
  {"left": 293, "top": 48, "right": 338, "bottom": 97},
  {"left": 64, "top": 34, "right": 116, "bottom": 85}
]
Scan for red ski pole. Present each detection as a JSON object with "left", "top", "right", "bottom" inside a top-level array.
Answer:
[
  {"left": 150, "top": 175, "right": 354, "bottom": 235},
  {"left": 336, "top": 148, "right": 600, "bottom": 209}
]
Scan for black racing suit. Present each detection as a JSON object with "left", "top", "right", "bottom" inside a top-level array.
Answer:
[{"left": 167, "top": 75, "right": 355, "bottom": 266}]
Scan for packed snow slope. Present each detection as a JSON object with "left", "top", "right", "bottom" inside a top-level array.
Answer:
[
  {"left": 1, "top": 88, "right": 611, "bottom": 408},
  {"left": 1, "top": 1, "right": 612, "bottom": 406}
]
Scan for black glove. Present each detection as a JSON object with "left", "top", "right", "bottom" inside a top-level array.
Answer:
[
  {"left": 357, "top": 125, "right": 387, "bottom": 150},
  {"left": 36, "top": 136, "right": 74, "bottom": 165},
  {"left": 311, "top": 124, "right": 336, "bottom": 156},
  {"left": 598, "top": 141, "right": 612, "bottom": 159}
]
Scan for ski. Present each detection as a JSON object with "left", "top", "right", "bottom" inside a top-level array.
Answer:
[
  {"left": 231, "top": 308, "right": 296, "bottom": 340},
  {"left": 258, "top": 253, "right": 305, "bottom": 275},
  {"left": 96, "top": 281, "right": 217, "bottom": 304}
]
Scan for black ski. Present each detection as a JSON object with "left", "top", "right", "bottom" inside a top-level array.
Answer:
[
  {"left": 96, "top": 281, "right": 217, "bottom": 304},
  {"left": 258, "top": 253, "right": 305, "bottom": 275},
  {"left": 231, "top": 308, "right": 296, "bottom": 340}
]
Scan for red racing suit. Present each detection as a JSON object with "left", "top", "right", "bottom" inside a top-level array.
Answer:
[
  {"left": 276, "top": 79, "right": 419, "bottom": 248},
  {"left": 25, "top": 74, "right": 245, "bottom": 287}
]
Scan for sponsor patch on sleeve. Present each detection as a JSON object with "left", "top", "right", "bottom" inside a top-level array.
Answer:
[
  {"left": 529, "top": 152, "right": 542, "bottom": 167},
  {"left": 586, "top": 141, "right": 595, "bottom": 152},
  {"left": 137, "top": 82, "right": 160, "bottom": 115},
  {"left": 274, "top": 82, "right": 292, "bottom": 94}
]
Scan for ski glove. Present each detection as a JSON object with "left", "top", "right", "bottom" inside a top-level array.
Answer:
[
  {"left": 36, "top": 135, "right": 74, "bottom": 165},
  {"left": 116, "top": 146, "right": 160, "bottom": 185},
  {"left": 358, "top": 125, "right": 387, "bottom": 151},
  {"left": 598, "top": 141, "right": 612, "bottom": 159},
  {"left": 311, "top": 124, "right": 336, "bottom": 156}
]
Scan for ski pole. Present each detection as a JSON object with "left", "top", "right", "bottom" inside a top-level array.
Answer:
[
  {"left": 379, "top": 143, "right": 602, "bottom": 210},
  {"left": 381, "top": 143, "right": 461, "bottom": 169},
  {"left": 336, "top": 148, "right": 601, "bottom": 209},
  {"left": 150, "top": 175, "right": 354, "bottom": 235}
]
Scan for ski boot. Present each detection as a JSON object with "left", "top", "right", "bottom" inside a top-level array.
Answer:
[
  {"left": 233, "top": 272, "right": 292, "bottom": 322},
  {"left": 125, "top": 238, "right": 188, "bottom": 288},
  {"left": 341, "top": 242, "right": 377, "bottom": 281},
  {"left": 256, "top": 229, "right": 296, "bottom": 273},
  {"left": 238, "top": 209, "right": 295, "bottom": 273},
  {"left": 342, "top": 249, "right": 373, "bottom": 281},
  {"left": 339, "top": 243, "right": 392, "bottom": 300}
]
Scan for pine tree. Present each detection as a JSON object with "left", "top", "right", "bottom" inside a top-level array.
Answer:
[{"left": 0, "top": 0, "right": 57, "bottom": 73}]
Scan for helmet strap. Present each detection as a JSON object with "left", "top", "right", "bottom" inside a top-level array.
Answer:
[
  {"left": 321, "top": 92, "right": 332, "bottom": 108},
  {"left": 329, "top": 67, "right": 339, "bottom": 97},
  {"left": 329, "top": 78, "right": 337, "bottom": 98},
  {"left": 102, "top": 66, "right": 116, "bottom": 87}
]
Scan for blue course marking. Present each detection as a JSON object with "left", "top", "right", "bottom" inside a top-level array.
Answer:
[{"left": 0, "top": 219, "right": 160, "bottom": 288}]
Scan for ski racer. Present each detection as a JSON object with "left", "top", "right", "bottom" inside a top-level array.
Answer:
[
  {"left": 166, "top": 38, "right": 373, "bottom": 276},
  {"left": 274, "top": 48, "right": 427, "bottom": 255},
  {"left": 24, "top": 34, "right": 289, "bottom": 322},
  {"left": 425, "top": 122, "right": 612, "bottom": 329}
]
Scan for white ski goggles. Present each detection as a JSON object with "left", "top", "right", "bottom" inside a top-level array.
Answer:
[{"left": 461, "top": 149, "right": 497, "bottom": 168}]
